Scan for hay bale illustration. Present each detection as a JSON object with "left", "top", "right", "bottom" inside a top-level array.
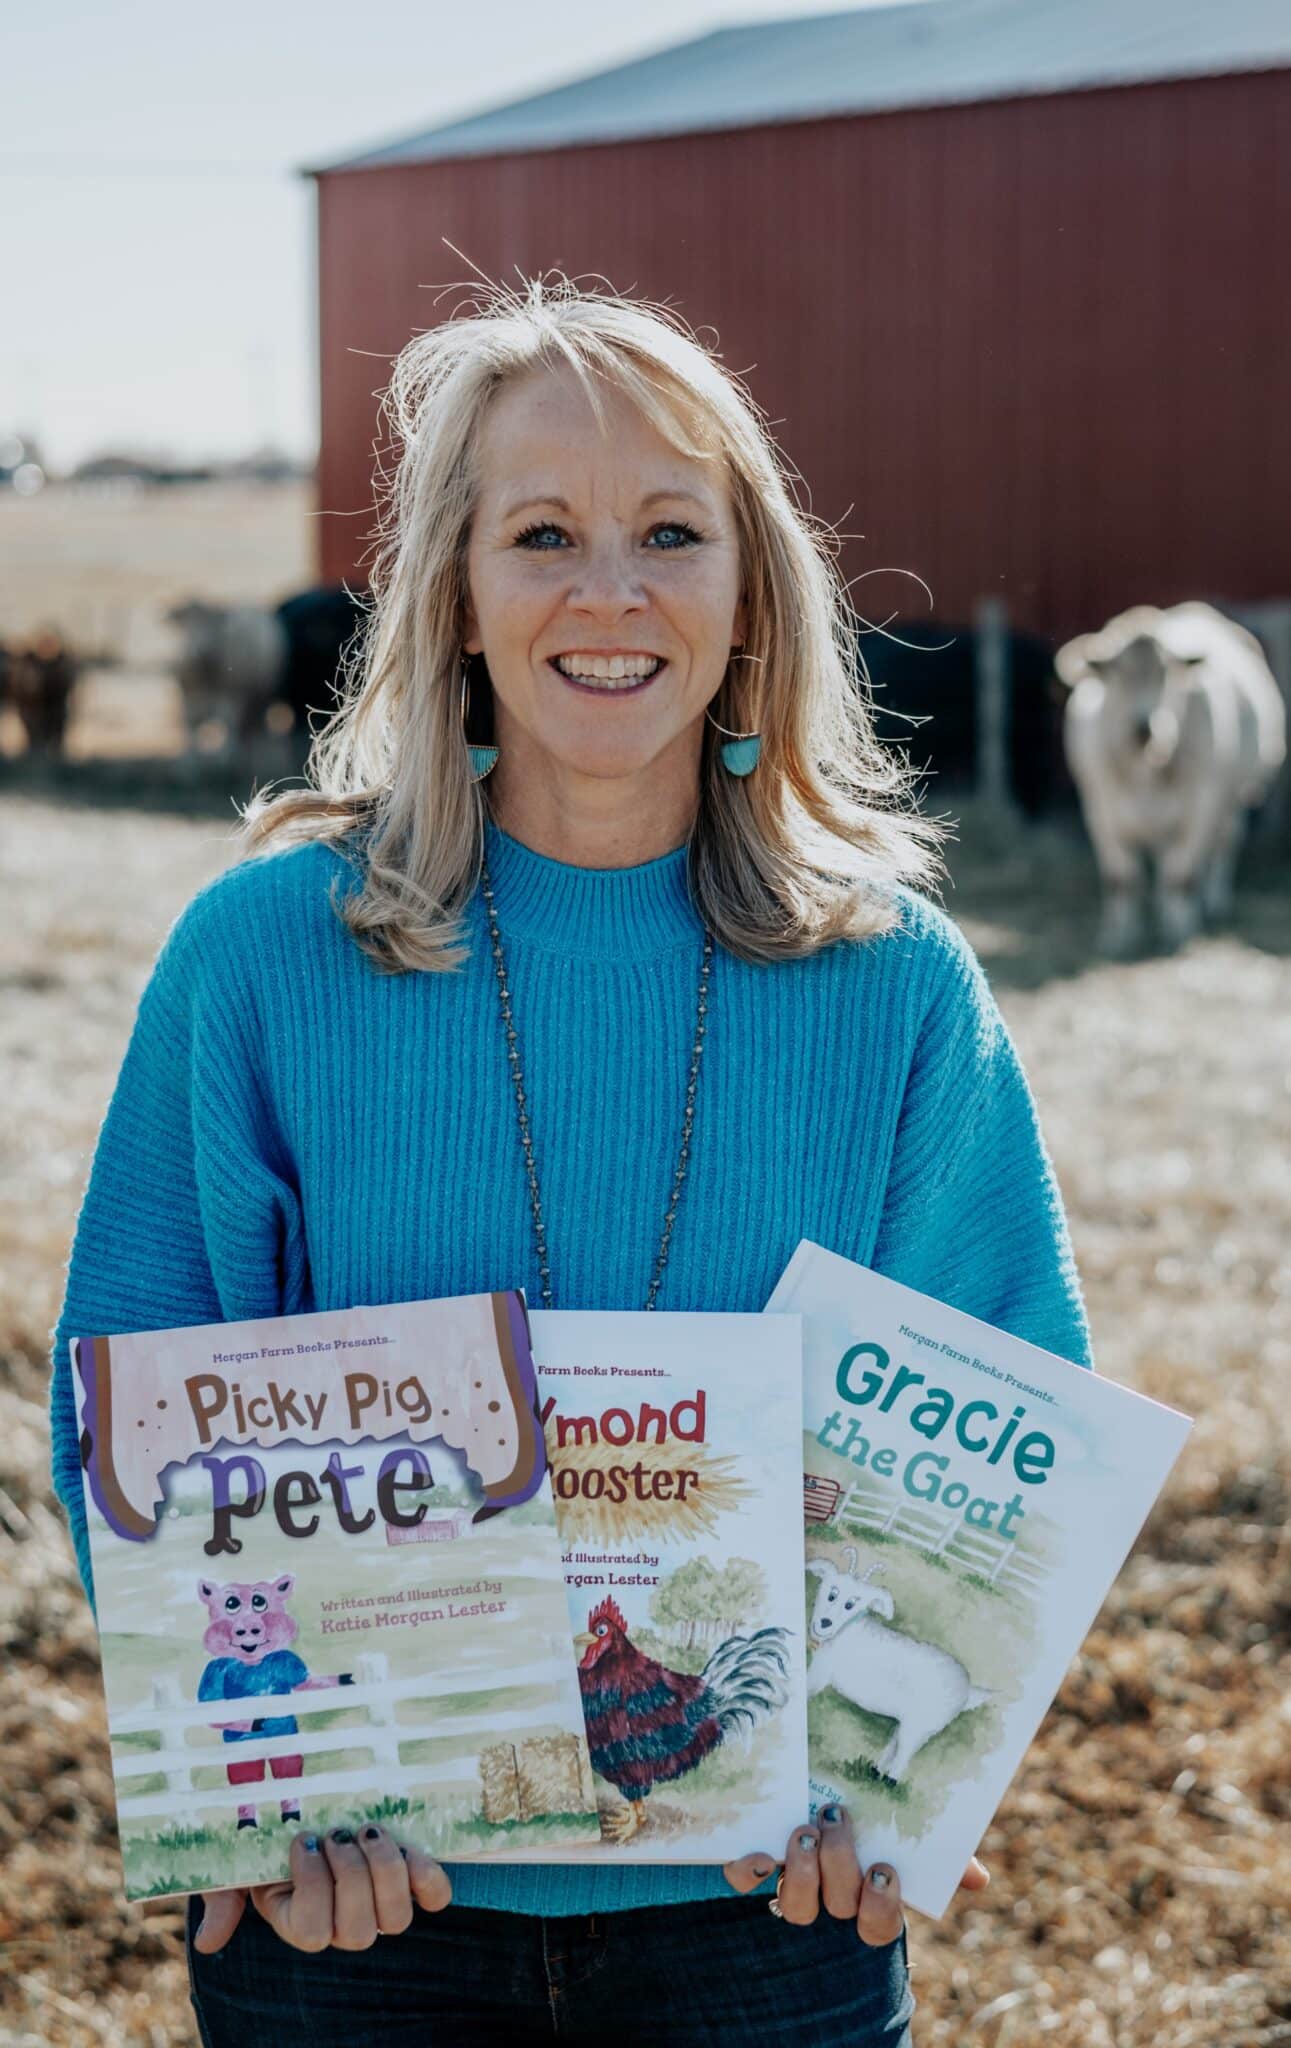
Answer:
[
  {"left": 478, "top": 1741, "right": 521, "bottom": 1823},
  {"left": 516, "top": 1734, "right": 592, "bottom": 1821},
  {"left": 544, "top": 1435, "right": 749, "bottom": 1544}
]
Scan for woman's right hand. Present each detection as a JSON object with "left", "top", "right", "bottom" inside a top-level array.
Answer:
[{"left": 193, "top": 1824, "right": 452, "bottom": 1955}]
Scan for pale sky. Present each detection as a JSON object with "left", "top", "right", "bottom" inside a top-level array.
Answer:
[{"left": 3, "top": 0, "right": 919, "bottom": 471}]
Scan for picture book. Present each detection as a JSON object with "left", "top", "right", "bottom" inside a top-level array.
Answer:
[
  {"left": 73, "top": 1290, "right": 601, "bottom": 1900},
  {"left": 509, "top": 1310, "right": 810, "bottom": 1864},
  {"left": 765, "top": 1241, "right": 1193, "bottom": 1920}
]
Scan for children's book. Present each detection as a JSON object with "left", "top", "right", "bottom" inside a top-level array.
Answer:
[
  {"left": 508, "top": 1310, "right": 810, "bottom": 1864},
  {"left": 73, "top": 1290, "right": 601, "bottom": 1900},
  {"left": 765, "top": 1241, "right": 1192, "bottom": 1920}
]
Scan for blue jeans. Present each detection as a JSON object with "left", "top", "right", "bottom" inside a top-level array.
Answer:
[{"left": 185, "top": 1892, "right": 915, "bottom": 2045}]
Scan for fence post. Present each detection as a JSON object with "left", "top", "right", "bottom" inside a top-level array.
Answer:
[
  {"left": 353, "top": 1651, "right": 402, "bottom": 1776},
  {"left": 153, "top": 1675, "right": 193, "bottom": 1794},
  {"left": 973, "top": 596, "right": 1016, "bottom": 817},
  {"left": 1251, "top": 602, "right": 1291, "bottom": 845},
  {"left": 930, "top": 1509, "right": 962, "bottom": 1559}
]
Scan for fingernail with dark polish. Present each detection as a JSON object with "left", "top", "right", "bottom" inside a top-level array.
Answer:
[
  {"left": 752, "top": 1860, "right": 775, "bottom": 1878},
  {"left": 363, "top": 1825, "right": 381, "bottom": 1840},
  {"left": 821, "top": 1804, "right": 844, "bottom": 1825},
  {"left": 301, "top": 1835, "right": 320, "bottom": 1852},
  {"left": 331, "top": 1827, "right": 355, "bottom": 1845},
  {"left": 868, "top": 1866, "right": 891, "bottom": 1890},
  {"left": 798, "top": 1833, "right": 817, "bottom": 1853}
]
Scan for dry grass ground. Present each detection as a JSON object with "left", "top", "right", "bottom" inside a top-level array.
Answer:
[{"left": 1, "top": 483, "right": 1288, "bottom": 2046}]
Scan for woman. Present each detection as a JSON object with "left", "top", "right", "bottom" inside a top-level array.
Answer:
[{"left": 49, "top": 278, "right": 1092, "bottom": 2045}]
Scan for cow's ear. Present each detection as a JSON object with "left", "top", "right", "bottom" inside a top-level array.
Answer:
[
  {"left": 868, "top": 1590, "right": 896, "bottom": 1620},
  {"left": 198, "top": 1579, "right": 215, "bottom": 1602},
  {"left": 1053, "top": 635, "right": 1096, "bottom": 688},
  {"left": 274, "top": 1573, "right": 295, "bottom": 1598}
]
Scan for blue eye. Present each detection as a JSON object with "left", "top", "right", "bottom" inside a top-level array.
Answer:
[
  {"left": 513, "top": 520, "right": 704, "bottom": 551},
  {"left": 514, "top": 522, "right": 565, "bottom": 550}
]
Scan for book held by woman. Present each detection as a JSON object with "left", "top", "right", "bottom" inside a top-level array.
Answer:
[
  {"left": 765, "top": 1239, "right": 1193, "bottom": 1919},
  {"left": 72, "top": 1290, "right": 601, "bottom": 1900}
]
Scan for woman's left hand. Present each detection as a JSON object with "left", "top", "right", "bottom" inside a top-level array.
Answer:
[{"left": 722, "top": 1804, "right": 989, "bottom": 1942}]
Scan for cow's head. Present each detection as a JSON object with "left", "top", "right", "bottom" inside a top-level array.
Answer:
[
  {"left": 1055, "top": 608, "right": 1206, "bottom": 769},
  {"left": 805, "top": 1546, "right": 894, "bottom": 1647},
  {"left": 164, "top": 598, "right": 219, "bottom": 638}
]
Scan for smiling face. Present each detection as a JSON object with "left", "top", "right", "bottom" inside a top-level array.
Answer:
[{"left": 462, "top": 361, "right": 748, "bottom": 855}]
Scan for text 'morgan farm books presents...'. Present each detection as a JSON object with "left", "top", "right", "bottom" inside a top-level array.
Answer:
[
  {"left": 508, "top": 1310, "right": 810, "bottom": 1863},
  {"left": 765, "top": 1241, "right": 1192, "bottom": 1920},
  {"left": 73, "top": 1291, "right": 601, "bottom": 1901}
]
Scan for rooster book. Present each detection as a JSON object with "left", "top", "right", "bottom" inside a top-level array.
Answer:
[
  {"left": 72, "top": 1290, "right": 602, "bottom": 1901},
  {"left": 766, "top": 1240, "right": 1193, "bottom": 1919},
  {"left": 505, "top": 1310, "right": 810, "bottom": 1863}
]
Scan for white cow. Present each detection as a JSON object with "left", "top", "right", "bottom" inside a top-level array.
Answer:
[
  {"left": 166, "top": 600, "right": 288, "bottom": 762},
  {"left": 1055, "top": 601, "right": 1286, "bottom": 956}
]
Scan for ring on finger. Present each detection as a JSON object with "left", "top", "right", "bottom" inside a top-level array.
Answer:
[{"left": 768, "top": 1871, "right": 786, "bottom": 1919}]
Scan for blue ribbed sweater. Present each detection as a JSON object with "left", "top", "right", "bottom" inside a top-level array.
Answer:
[{"left": 48, "top": 819, "right": 1093, "bottom": 1916}]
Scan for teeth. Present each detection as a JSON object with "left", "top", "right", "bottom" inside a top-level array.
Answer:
[{"left": 553, "top": 654, "right": 663, "bottom": 687}]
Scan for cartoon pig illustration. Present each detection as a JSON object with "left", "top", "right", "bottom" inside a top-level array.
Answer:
[{"left": 196, "top": 1573, "right": 353, "bottom": 1829}]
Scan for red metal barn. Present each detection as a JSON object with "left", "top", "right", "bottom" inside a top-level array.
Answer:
[{"left": 308, "top": 0, "right": 1291, "bottom": 655}]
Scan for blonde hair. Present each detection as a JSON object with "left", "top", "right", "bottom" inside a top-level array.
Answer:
[{"left": 239, "top": 272, "right": 948, "bottom": 970}]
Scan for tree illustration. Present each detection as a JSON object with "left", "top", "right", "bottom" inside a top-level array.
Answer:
[
  {"left": 713, "top": 1557, "right": 766, "bottom": 1633},
  {"left": 650, "top": 1556, "right": 768, "bottom": 1646},
  {"left": 650, "top": 1557, "right": 721, "bottom": 1648}
]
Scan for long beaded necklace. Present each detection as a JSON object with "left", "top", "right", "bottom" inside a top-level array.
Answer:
[{"left": 479, "top": 851, "right": 714, "bottom": 1313}]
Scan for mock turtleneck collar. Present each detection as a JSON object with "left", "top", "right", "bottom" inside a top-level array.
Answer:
[{"left": 477, "top": 820, "right": 704, "bottom": 961}]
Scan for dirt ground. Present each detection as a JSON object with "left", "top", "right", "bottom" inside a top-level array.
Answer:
[{"left": 1, "top": 483, "right": 1288, "bottom": 2046}]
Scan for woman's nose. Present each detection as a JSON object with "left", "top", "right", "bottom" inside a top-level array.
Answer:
[{"left": 566, "top": 544, "right": 650, "bottom": 614}]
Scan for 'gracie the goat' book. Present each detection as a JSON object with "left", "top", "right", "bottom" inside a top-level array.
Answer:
[
  {"left": 510, "top": 1310, "right": 810, "bottom": 1863},
  {"left": 765, "top": 1242, "right": 1192, "bottom": 1920},
  {"left": 72, "top": 1291, "right": 601, "bottom": 1901}
]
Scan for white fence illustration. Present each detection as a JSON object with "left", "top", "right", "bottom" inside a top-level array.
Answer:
[
  {"left": 108, "top": 1649, "right": 572, "bottom": 1823},
  {"left": 805, "top": 1475, "right": 1048, "bottom": 1603}
]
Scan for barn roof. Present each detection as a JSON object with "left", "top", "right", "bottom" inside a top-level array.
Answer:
[{"left": 318, "top": 0, "right": 1291, "bottom": 171}]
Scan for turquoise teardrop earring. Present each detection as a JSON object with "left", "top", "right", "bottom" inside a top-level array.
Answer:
[
  {"left": 461, "top": 654, "right": 499, "bottom": 781},
  {"left": 705, "top": 676, "right": 762, "bottom": 774},
  {"left": 706, "top": 646, "right": 761, "bottom": 776}
]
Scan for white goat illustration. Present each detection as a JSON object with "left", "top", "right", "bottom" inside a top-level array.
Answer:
[{"left": 806, "top": 1547, "right": 995, "bottom": 1783}]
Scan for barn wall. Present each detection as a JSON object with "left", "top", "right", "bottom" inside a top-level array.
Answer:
[{"left": 313, "top": 68, "right": 1291, "bottom": 645}]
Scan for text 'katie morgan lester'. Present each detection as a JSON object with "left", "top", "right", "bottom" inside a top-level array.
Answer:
[{"left": 320, "top": 1599, "right": 508, "bottom": 1634}]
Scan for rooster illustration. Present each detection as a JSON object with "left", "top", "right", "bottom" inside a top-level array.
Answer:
[{"left": 574, "top": 1595, "right": 792, "bottom": 1843}]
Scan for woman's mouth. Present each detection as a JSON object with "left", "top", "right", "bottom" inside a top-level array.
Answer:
[{"left": 548, "top": 654, "right": 667, "bottom": 696}]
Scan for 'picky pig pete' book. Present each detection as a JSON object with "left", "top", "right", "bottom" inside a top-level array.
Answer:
[
  {"left": 73, "top": 1290, "right": 600, "bottom": 1900},
  {"left": 766, "top": 1242, "right": 1192, "bottom": 1919}
]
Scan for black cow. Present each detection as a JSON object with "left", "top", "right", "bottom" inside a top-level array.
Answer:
[
  {"left": 4, "top": 629, "right": 80, "bottom": 754},
  {"left": 852, "top": 617, "right": 1072, "bottom": 816},
  {"left": 273, "top": 585, "right": 370, "bottom": 737}
]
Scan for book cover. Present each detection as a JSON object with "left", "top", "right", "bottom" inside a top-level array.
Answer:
[
  {"left": 508, "top": 1310, "right": 810, "bottom": 1863},
  {"left": 74, "top": 1290, "right": 601, "bottom": 1900},
  {"left": 765, "top": 1241, "right": 1193, "bottom": 1920}
]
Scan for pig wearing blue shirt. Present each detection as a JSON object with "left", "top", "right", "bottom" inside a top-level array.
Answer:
[{"left": 197, "top": 1572, "right": 352, "bottom": 1829}]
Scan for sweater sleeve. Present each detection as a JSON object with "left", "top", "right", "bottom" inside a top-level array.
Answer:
[
  {"left": 47, "top": 875, "right": 309, "bottom": 1614},
  {"left": 871, "top": 906, "right": 1094, "bottom": 1370}
]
